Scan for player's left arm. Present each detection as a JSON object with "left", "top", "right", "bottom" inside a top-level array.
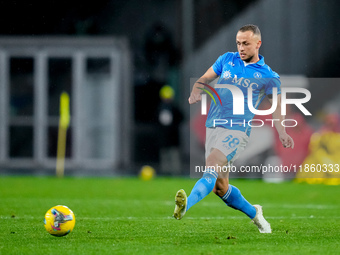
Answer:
[{"left": 268, "top": 94, "right": 295, "bottom": 149}]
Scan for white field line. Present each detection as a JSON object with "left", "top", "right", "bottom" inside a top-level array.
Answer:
[
  {"left": 198, "top": 202, "right": 340, "bottom": 209},
  {"left": 1, "top": 215, "right": 340, "bottom": 221},
  {"left": 1, "top": 197, "right": 339, "bottom": 209},
  {"left": 2, "top": 197, "right": 338, "bottom": 210}
]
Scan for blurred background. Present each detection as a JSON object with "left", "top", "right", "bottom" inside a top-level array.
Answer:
[{"left": 0, "top": 0, "right": 339, "bottom": 179}]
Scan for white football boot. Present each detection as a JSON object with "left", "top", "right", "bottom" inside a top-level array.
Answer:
[
  {"left": 252, "top": 204, "right": 272, "bottom": 233},
  {"left": 173, "top": 189, "right": 187, "bottom": 220}
]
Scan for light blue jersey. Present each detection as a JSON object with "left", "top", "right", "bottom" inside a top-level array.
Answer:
[{"left": 206, "top": 52, "right": 281, "bottom": 136}]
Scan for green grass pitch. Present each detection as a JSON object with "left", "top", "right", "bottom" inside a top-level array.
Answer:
[{"left": 0, "top": 176, "right": 339, "bottom": 254}]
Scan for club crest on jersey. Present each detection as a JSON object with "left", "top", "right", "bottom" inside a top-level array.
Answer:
[{"left": 253, "top": 72, "right": 262, "bottom": 79}]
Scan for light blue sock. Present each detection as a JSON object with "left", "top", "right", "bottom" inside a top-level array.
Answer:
[
  {"left": 221, "top": 184, "right": 256, "bottom": 219},
  {"left": 186, "top": 170, "right": 218, "bottom": 211}
]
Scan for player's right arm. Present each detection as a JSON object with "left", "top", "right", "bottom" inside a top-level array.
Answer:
[{"left": 188, "top": 67, "right": 218, "bottom": 104}]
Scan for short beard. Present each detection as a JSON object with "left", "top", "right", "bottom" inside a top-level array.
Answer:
[{"left": 243, "top": 55, "right": 255, "bottom": 63}]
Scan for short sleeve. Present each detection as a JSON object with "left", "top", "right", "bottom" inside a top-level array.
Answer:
[
  {"left": 212, "top": 53, "right": 230, "bottom": 76},
  {"left": 265, "top": 73, "right": 281, "bottom": 95}
]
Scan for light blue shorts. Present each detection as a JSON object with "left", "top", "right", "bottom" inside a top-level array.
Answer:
[{"left": 205, "top": 127, "right": 249, "bottom": 164}]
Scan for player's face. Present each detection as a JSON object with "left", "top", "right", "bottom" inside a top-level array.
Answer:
[{"left": 236, "top": 31, "right": 261, "bottom": 63}]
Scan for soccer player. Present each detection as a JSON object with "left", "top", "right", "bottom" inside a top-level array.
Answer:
[{"left": 173, "top": 24, "right": 294, "bottom": 233}]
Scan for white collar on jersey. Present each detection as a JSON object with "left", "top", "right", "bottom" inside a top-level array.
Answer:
[{"left": 243, "top": 61, "right": 256, "bottom": 67}]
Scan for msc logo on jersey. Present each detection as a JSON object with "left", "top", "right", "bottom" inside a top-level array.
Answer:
[
  {"left": 232, "top": 75, "right": 259, "bottom": 89},
  {"left": 253, "top": 72, "right": 262, "bottom": 79}
]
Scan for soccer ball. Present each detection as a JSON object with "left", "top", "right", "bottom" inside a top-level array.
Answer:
[
  {"left": 44, "top": 205, "right": 75, "bottom": 237},
  {"left": 139, "top": 165, "right": 156, "bottom": 181}
]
